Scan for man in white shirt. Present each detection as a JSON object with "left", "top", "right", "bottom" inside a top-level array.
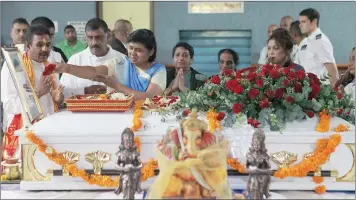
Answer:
[
  {"left": 290, "top": 20, "right": 307, "bottom": 63},
  {"left": 1, "top": 25, "right": 64, "bottom": 157},
  {"left": 60, "top": 18, "right": 124, "bottom": 98},
  {"left": 1, "top": 18, "right": 29, "bottom": 133},
  {"left": 258, "top": 24, "right": 278, "bottom": 65},
  {"left": 297, "top": 8, "right": 339, "bottom": 86}
]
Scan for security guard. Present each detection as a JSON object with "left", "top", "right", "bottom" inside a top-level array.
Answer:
[{"left": 297, "top": 8, "right": 339, "bottom": 86}]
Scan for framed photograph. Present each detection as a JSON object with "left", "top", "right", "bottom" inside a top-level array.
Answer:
[{"left": 1, "top": 47, "right": 43, "bottom": 123}]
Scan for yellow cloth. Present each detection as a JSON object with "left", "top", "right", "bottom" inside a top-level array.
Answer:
[
  {"left": 146, "top": 140, "right": 233, "bottom": 199},
  {"left": 22, "top": 52, "right": 58, "bottom": 112}
]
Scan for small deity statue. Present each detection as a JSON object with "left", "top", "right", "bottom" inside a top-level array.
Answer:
[
  {"left": 147, "top": 108, "right": 234, "bottom": 199},
  {"left": 245, "top": 129, "right": 271, "bottom": 199},
  {"left": 114, "top": 128, "right": 142, "bottom": 199}
]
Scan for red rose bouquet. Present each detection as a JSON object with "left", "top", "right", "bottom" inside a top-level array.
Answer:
[{"left": 173, "top": 64, "right": 355, "bottom": 130}]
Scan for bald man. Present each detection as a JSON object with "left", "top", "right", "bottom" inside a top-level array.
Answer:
[
  {"left": 109, "top": 19, "right": 133, "bottom": 55},
  {"left": 280, "top": 16, "right": 294, "bottom": 31},
  {"left": 258, "top": 24, "right": 278, "bottom": 65}
]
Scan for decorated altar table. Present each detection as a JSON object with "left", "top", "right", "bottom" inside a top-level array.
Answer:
[{"left": 15, "top": 109, "right": 355, "bottom": 191}]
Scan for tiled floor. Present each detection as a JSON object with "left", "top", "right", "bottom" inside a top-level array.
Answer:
[{"left": 1, "top": 184, "right": 355, "bottom": 199}]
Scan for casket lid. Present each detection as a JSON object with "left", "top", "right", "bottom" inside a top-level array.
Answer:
[{"left": 25, "top": 110, "right": 170, "bottom": 137}]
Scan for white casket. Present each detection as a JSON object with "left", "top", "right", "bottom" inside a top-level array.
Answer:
[{"left": 16, "top": 110, "right": 355, "bottom": 191}]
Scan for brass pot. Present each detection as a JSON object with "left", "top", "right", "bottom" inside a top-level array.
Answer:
[{"left": 4, "top": 164, "right": 21, "bottom": 180}]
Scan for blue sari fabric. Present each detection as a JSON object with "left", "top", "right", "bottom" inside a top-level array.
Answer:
[{"left": 121, "top": 57, "right": 165, "bottom": 92}]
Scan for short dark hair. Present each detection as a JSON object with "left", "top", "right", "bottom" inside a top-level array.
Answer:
[
  {"left": 64, "top": 25, "right": 75, "bottom": 32},
  {"left": 172, "top": 42, "right": 194, "bottom": 58},
  {"left": 85, "top": 18, "right": 108, "bottom": 33},
  {"left": 290, "top": 20, "right": 303, "bottom": 37},
  {"left": 218, "top": 48, "right": 239, "bottom": 66},
  {"left": 26, "top": 25, "right": 50, "bottom": 44},
  {"left": 12, "top": 18, "right": 29, "bottom": 26},
  {"left": 31, "top": 17, "right": 55, "bottom": 29},
  {"left": 268, "top": 28, "right": 294, "bottom": 54},
  {"left": 128, "top": 29, "right": 157, "bottom": 62},
  {"left": 299, "top": 8, "right": 320, "bottom": 26}
]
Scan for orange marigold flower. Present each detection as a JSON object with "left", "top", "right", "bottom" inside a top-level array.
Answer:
[
  {"left": 134, "top": 136, "right": 141, "bottom": 152},
  {"left": 313, "top": 176, "right": 324, "bottom": 184},
  {"left": 98, "top": 94, "right": 107, "bottom": 99},
  {"left": 314, "top": 185, "right": 326, "bottom": 194},
  {"left": 334, "top": 124, "right": 349, "bottom": 132}
]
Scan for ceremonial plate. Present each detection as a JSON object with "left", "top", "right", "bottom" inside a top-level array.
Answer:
[{"left": 65, "top": 93, "right": 133, "bottom": 112}]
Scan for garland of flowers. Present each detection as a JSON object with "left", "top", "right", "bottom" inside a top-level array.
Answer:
[
  {"left": 313, "top": 176, "right": 325, "bottom": 194},
  {"left": 25, "top": 131, "right": 119, "bottom": 187},
  {"left": 206, "top": 108, "right": 222, "bottom": 133},
  {"left": 131, "top": 101, "right": 143, "bottom": 132},
  {"left": 130, "top": 101, "right": 158, "bottom": 180},
  {"left": 226, "top": 157, "right": 246, "bottom": 173},
  {"left": 131, "top": 101, "right": 143, "bottom": 152},
  {"left": 314, "top": 185, "right": 327, "bottom": 194},
  {"left": 334, "top": 124, "right": 349, "bottom": 132},
  {"left": 141, "top": 159, "right": 158, "bottom": 182},
  {"left": 316, "top": 110, "right": 331, "bottom": 133},
  {"left": 227, "top": 134, "right": 341, "bottom": 194}
]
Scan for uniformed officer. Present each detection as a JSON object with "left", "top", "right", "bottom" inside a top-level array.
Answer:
[{"left": 297, "top": 8, "right": 339, "bottom": 86}]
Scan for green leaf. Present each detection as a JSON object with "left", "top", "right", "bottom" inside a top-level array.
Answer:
[{"left": 312, "top": 99, "right": 322, "bottom": 111}]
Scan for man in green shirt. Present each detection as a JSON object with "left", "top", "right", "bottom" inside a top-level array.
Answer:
[{"left": 56, "top": 25, "right": 87, "bottom": 59}]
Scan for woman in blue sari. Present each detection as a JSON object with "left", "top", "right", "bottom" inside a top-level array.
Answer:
[{"left": 55, "top": 29, "right": 166, "bottom": 100}]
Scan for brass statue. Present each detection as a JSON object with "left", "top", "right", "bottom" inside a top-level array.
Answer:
[
  {"left": 245, "top": 129, "right": 271, "bottom": 199},
  {"left": 114, "top": 128, "right": 142, "bottom": 199}
]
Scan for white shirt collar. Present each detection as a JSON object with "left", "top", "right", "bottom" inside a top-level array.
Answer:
[
  {"left": 87, "top": 45, "right": 114, "bottom": 59},
  {"left": 15, "top": 44, "right": 26, "bottom": 52},
  {"left": 308, "top": 28, "right": 322, "bottom": 40}
]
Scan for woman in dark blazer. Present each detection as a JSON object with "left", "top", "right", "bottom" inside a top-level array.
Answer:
[{"left": 165, "top": 42, "right": 204, "bottom": 95}]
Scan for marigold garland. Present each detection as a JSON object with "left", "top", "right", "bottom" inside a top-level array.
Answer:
[
  {"left": 25, "top": 131, "right": 119, "bottom": 187},
  {"left": 274, "top": 134, "right": 341, "bottom": 179},
  {"left": 226, "top": 134, "right": 341, "bottom": 180},
  {"left": 316, "top": 110, "right": 331, "bottom": 132},
  {"left": 314, "top": 185, "right": 326, "bottom": 194},
  {"left": 206, "top": 108, "right": 222, "bottom": 133},
  {"left": 227, "top": 157, "right": 246, "bottom": 173},
  {"left": 313, "top": 176, "right": 324, "bottom": 184},
  {"left": 141, "top": 159, "right": 158, "bottom": 181},
  {"left": 131, "top": 101, "right": 144, "bottom": 153},
  {"left": 134, "top": 136, "right": 141, "bottom": 153},
  {"left": 334, "top": 124, "right": 349, "bottom": 132},
  {"left": 131, "top": 101, "right": 143, "bottom": 132}
]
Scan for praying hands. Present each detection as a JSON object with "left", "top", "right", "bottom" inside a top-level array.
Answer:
[{"left": 167, "top": 69, "right": 186, "bottom": 95}]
